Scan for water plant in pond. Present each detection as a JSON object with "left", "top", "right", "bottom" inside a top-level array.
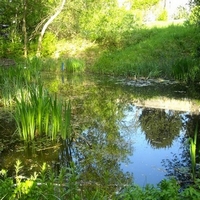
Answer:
[
  {"left": 0, "top": 68, "right": 25, "bottom": 106},
  {"left": 60, "top": 101, "right": 71, "bottom": 140},
  {"left": 15, "top": 99, "right": 35, "bottom": 141},
  {"left": 14, "top": 83, "right": 71, "bottom": 142},
  {"left": 50, "top": 95, "right": 62, "bottom": 140},
  {"left": 0, "top": 62, "right": 42, "bottom": 107},
  {"left": 172, "top": 58, "right": 199, "bottom": 82},
  {"left": 189, "top": 125, "right": 198, "bottom": 181}
]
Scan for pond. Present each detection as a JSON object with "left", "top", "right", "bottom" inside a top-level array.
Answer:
[{"left": 1, "top": 73, "right": 200, "bottom": 188}]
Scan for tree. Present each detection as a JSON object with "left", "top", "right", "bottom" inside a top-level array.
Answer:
[
  {"left": 139, "top": 108, "right": 182, "bottom": 148},
  {"left": 131, "top": 0, "right": 160, "bottom": 9},
  {"left": 189, "top": 0, "right": 200, "bottom": 25},
  {"left": 0, "top": 0, "right": 49, "bottom": 57},
  {"left": 0, "top": 0, "right": 66, "bottom": 58},
  {"left": 36, "top": 0, "right": 66, "bottom": 57}
]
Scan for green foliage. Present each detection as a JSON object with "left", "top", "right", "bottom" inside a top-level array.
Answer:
[
  {"left": 172, "top": 58, "right": 199, "bottom": 82},
  {"left": 157, "top": 9, "right": 168, "bottom": 21},
  {"left": 0, "top": 0, "right": 60, "bottom": 57},
  {"left": 189, "top": 125, "right": 198, "bottom": 181},
  {"left": 2, "top": 161, "right": 200, "bottom": 199},
  {"left": 41, "top": 58, "right": 61, "bottom": 72},
  {"left": 182, "top": 179, "right": 200, "bottom": 199},
  {"left": 0, "top": 39, "right": 23, "bottom": 58},
  {"left": 0, "top": 160, "right": 79, "bottom": 199},
  {"left": 132, "top": 0, "right": 160, "bottom": 9},
  {"left": 0, "top": 169, "right": 13, "bottom": 198},
  {"left": 0, "top": 58, "right": 42, "bottom": 106},
  {"left": 14, "top": 84, "right": 71, "bottom": 142},
  {"left": 41, "top": 32, "right": 57, "bottom": 57},
  {"left": 189, "top": 6, "right": 200, "bottom": 25},
  {"left": 64, "top": 58, "right": 85, "bottom": 73},
  {"left": 92, "top": 24, "right": 200, "bottom": 80},
  {"left": 116, "top": 178, "right": 200, "bottom": 200},
  {"left": 79, "top": 6, "right": 137, "bottom": 46},
  {"left": 0, "top": 60, "right": 71, "bottom": 142}
]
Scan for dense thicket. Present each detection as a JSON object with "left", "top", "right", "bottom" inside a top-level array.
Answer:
[{"left": 0, "top": 0, "right": 199, "bottom": 58}]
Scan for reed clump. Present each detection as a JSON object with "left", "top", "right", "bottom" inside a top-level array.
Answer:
[
  {"left": 14, "top": 83, "right": 71, "bottom": 142},
  {"left": 0, "top": 59, "right": 72, "bottom": 142}
]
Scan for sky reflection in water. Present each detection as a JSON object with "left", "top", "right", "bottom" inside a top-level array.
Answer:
[{"left": 119, "top": 105, "right": 185, "bottom": 187}]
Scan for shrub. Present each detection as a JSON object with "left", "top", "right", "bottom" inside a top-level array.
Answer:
[
  {"left": 157, "top": 9, "right": 168, "bottom": 21},
  {"left": 41, "top": 32, "right": 57, "bottom": 57}
]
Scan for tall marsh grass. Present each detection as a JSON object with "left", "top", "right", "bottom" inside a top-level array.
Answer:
[
  {"left": 0, "top": 60, "right": 42, "bottom": 107},
  {"left": 14, "top": 83, "right": 71, "bottom": 142},
  {"left": 171, "top": 57, "right": 200, "bottom": 82},
  {"left": 0, "top": 59, "right": 72, "bottom": 142}
]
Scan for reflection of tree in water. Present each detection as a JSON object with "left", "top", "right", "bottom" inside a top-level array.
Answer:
[
  {"left": 161, "top": 113, "right": 200, "bottom": 187},
  {"left": 71, "top": 124, "right": 133, "bottom": 194},
  {"left": 139, "top": 108, "right": 182, "bottom": 148},
  {"left": 161, "top": 136, "right": 191, "bottom": 185},
  {"left": 61, "top": 85, "right": 134, "bottom": 193}
]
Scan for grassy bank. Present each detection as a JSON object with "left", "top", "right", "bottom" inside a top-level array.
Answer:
[
  {"left": 8, "top": 22, "right": 199, "bottom": 82},
  {"left": 52, "top": 22, "right": 200, "bottom": 82},
  {"left": 90, "top": 23, "right": 200, "bottom": 81}
]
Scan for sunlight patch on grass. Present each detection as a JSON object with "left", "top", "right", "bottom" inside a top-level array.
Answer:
[
  {"left": 144, "top": 19, "right": 186, "bottom": 28},
  {"left": 54, "top": 37, "right": 102, "bottom": 65}
]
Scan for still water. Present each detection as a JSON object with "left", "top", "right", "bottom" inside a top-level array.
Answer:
[
  {"left": 119, "top": 105, "right": 186, "bottom": 186},
  {"left": 1, "top": 73, "right": 200, "bottom": 188}
]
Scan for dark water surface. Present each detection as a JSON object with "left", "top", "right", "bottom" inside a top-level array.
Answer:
[{"left": 1, "top": 73, "right": 200, "bottom": 187}]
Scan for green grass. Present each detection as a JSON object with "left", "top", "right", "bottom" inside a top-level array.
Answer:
[
  {"left": 16, "top": 22, "right": 199, "bottom": 82},
  {"left": 91, "top": 24, "right": 200, "bottom": 81}
]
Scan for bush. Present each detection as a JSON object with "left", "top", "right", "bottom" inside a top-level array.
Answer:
[
  {"left": 41, "top": 32, "right": 57, "bottom": 57},
  {"left": 189, "top": 6, "right": 200, "bottom": 26},
  {"left": 157, "top": 9, "right": 168, "bottom": 21},
  {"left": 79, "top": 6, "right": 137, "bottom": 47}
]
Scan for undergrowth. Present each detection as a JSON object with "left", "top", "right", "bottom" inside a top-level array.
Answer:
[
  {"left": 1, "top": 160, "right": 200, "bottom": 199},
  {"left": 91, "top": 24, "right": 200, "bottom": 81}
]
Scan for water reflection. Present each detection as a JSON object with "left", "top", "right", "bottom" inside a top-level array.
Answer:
[
  {"left": 139, "top": 108, "right": 182, "bottom": 148},
  {"left": 119, "top": 105, "right": 186, "bottom": 186},
  {"left": 1, "top": 73, "right": 200, "bottom": 189}
]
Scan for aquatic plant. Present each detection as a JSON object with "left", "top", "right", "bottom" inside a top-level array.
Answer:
[
  {"left": 14, "top": 83, "right": 71, "bottom": 142},
  {"left": 0, "top": 62, "right": 42, "bottom": 107},
  {"left": 50, "top": 94, "right": 62, "bottom": 140},
  {"left": 189, "top": 125, "right": 198, "bottom": 181},
  {"left": 60, "top": 101, "right": 71, "bottom": 140}
]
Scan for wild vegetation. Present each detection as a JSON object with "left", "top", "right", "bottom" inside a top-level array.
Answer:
[
  {"left": 1, "top": 0, "right": 200, "bottom": 199},
  {"left": 0, "top": 0, "right": 199, "bottom": 83}
]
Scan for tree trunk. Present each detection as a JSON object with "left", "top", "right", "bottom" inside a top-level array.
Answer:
[
  {"left": 22, "top": 0, "right": 27, "bottom": 58},
  {"left": 36, "top": 0, "right": 66, "bottom": 57}
]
